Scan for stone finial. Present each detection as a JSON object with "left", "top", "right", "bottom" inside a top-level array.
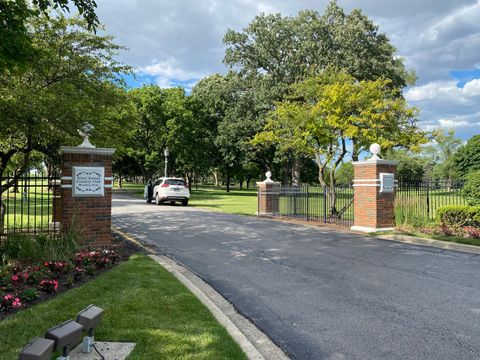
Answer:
[
  {"left": 369, "top": 143, "right": 381, "bottom": 160},
  {"left": 78, "top": 123, "right": 95, "bottom": 149},
  {"left": 264, "top": 170, "right": 274, "bottom": 183}
]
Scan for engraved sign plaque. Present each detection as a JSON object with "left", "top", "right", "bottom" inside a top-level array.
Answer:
[
  {"left": 380, "top": 173, "right": 395, "bottom": 193},
  {"left": 72, "top": 166, "right": 104, "bottom": 197}
]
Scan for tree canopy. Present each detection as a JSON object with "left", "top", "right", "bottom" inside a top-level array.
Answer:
[
  {"left": 0, "top": 0, "right": 99, "bottom": 71},
  {"left": 0, "top": 15, "right": 131, "bottom": 181}
]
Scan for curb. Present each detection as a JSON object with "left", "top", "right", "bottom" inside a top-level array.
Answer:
[
  {"left": 376, "top": 234, "right": 480, "bottom": 255},
  {"left": 112, "top": 227, "right": 289, "bottom": 360}
]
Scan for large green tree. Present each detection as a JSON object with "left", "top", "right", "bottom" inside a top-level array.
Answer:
[
  {"left": 0, "top": 15, "right": 130, "bottom": 231},
  {"left": 454, "top": 135, "right": 480, "bottom": 177},
  {"left": 191, "top": 73, "right": 270, "bottom": 191},
  {"left": 254, "top": 71, "right": 424, "bottom": 214},
  {"left": 0, "top": 0, "right": 99, "bottom": 71},
  {"left": 224, "top": 1, "right": 415, "bottom": 170}
]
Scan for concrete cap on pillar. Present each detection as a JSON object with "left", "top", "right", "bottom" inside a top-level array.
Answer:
[
  {"left": 264, "top": 170, "right": 274, "bottom": 183},
  {"left": 369, "top": 143, "right": 382, "bottom": 160}
]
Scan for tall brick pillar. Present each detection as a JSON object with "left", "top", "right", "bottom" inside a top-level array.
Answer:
[
  {"left": 351, "top": 144, "right": 398, "bottom": 233},
  {"left": 256, "top": 171, "right": 281, "bottom": 216},
  {"left": 60, "top": 142, "right": 115, "bottom": 247}
]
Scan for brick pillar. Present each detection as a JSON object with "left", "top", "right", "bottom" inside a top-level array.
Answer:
[
  {"left": 351, "top": 144, "right": 398, "bottom": 233},
  {"left": 60, "top": 146, "right": 115, "bottom": 247},
  {"left": 256, "top": 171, "right": 280, "bottom": 216}
]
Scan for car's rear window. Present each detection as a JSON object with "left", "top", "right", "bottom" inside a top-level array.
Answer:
[{"left": 165, "top": 179, "right": 185, "bottom": 186}]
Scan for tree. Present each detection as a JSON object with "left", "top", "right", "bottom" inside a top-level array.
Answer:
[
  {"left": 191, "top": 73, "right": 272, "bottom": 191},
  {"left": 253, "top": 71, "right": 425, "bottom": 215},
  {"left": 1, "top": 0, "right": 99, "bottom": 71},
  {"left": 424, "top": 129, "right": 462, "bottom": 180},
  {"left": 224, "top": 1, "right": 416, "bottom": 176},
  {"left": 0, "top": 15, "right": 130, "bottom": 231},
  {"left": 454, "top": 135, "right": 480, "bottom": 177}
]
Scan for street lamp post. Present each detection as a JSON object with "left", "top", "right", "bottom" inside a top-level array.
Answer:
[{"left": 164, "top": 147, "right": 169, "bottom": 177}]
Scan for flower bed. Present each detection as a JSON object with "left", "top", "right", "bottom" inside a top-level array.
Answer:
[{"left": 1, "top": 249, "right": 119, "bottom": 318}]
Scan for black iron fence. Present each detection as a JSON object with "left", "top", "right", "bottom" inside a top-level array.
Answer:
[
  {"left": 260, "top": 184, "right": 354, "bottom": 227},
  {"left": 0, "top": 173, "right": 60, "bottom": 238},
  {"left": 395, "top": 178, "right": 466, "bottom": 222}
]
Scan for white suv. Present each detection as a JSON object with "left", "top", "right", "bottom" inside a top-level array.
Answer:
[{"left": 144, "top": 177, "right": 190, "bottom": 206}]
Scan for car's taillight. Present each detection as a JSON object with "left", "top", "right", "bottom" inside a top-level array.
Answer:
[{"left": 161, "top": 183, "right": 169, "bottom": 188}]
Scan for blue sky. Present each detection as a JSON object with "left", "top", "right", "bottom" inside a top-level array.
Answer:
[{"left": 96, "top": 0, "right": 480, "bottom": 140}]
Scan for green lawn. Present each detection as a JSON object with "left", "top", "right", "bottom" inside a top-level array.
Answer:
[
  {"left": 0, "top": 255, "right": 246, "bottom": 360},
  {"left": 115, "top": 183, "right": 258, "bottom": 216},
  {"left": 189, "top": 188, "right": 257, "bottom": 216}
]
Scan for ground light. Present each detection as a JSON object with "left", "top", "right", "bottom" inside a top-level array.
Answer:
[
  {"left": 76, "top": 304, "right": 104, "bottom": 354},
  {"left": 45, "top": 320, "right": 83, "bottom": 360},
  {"left": 18, "top": 337, "right": 54, "bottom": 360}
]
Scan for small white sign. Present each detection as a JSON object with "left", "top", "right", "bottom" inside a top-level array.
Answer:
[
  {"left": 73, "top": 166, "right": 104, "bottom": 197},
  {"left": 380, "top": 173, "right": 395, "bottom": 193}
]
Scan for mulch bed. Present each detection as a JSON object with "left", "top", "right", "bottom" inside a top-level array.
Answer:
[{"left": 0, "top": 234, "right": 144, "bottom": 321}]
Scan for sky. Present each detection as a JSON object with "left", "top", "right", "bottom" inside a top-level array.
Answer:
[{"left": 95, "top": 0, "right": 480, "bottom": 140}]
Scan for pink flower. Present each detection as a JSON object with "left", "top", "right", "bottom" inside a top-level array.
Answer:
[
  {"left": 53, "top": 280, "right": 58, "bottom": 291},
  {"left": 12, "top": 298, "right": 22, "bottom": 308},
  {"left": 3, "top": 294, "right": 13, "bottom": 301},
  {"left": 11, "top": 275, "right": 19, "bottom": 282},
  {"left": 22, "top": 273, "right": 29, "bottom": 280}
]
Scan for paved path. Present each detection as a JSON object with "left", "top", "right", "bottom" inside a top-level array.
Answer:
[{"left": 113, "top": 193, "right": 480, "bottom": 360}]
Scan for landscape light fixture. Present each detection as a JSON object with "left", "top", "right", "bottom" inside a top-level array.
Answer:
[
  {"left": 76, "top": 304, "right": 104, "bottom": 354},
  {"left": 45, "top": 320, "right": 83, "bottom": 360},
  {"left": 18, "top": 337, "right": 54, "bottom": 360},
  {"left": 164, "top": 147, "right": 169, "bottom": 177}
]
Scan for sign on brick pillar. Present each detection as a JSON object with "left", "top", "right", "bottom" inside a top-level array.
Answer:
[
  {"left": 256, "top": 170, "right": 281, "bottom": 216},
  {"left": 351, "top": 143, "right": 398, "bottom": 233},
  {"left": 59, "top": 134, "right": 115, "bottom": 247}
]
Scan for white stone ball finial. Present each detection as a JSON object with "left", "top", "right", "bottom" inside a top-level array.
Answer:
[
  {"left": 264, "top": 170, "right": 274, "bottom": 183},
  {"left": 369, "top": 143, "right": 381, "bottom": 160},
  {"left": 78, "top": 123, "right": 95, "bottom": 149}
]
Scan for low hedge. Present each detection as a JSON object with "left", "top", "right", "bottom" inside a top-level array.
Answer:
[{"left": 436, "top": 205, "right": 480, "bottom": 228}]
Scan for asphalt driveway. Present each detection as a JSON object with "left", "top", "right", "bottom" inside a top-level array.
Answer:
[{"left": 112, "top": 193, "right": 480, "bottom": 360}]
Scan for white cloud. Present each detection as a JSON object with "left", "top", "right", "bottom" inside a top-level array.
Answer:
[{"left": 405, "top": 78, "right": 480, "bottom": 103}]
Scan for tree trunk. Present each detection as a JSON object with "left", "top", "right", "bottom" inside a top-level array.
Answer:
[
  {"left": 212, "top": 170, "right": 219, "bottom": 187},
  {"left": 246, "top": 177, "right": 251, "bottom": 190},
  {"left": 226, "top": 171, "right": 231, "bottom": 193},
  {"left": 292, "top": 157, "right": 301, "bottom": 186}
]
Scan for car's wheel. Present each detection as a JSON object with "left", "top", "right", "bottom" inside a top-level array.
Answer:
[
  {"left": 170, "top": 201, "right": 175, "bottom": 206},
  {"left": 155, "top": 193, "right": 162, "bottom": 205},
  {"left": 182, "top": 200, "right": 188, "bottom": 206}
]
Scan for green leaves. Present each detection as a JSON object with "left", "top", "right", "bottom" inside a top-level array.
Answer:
[{"left": 255, "top": 70, "right": 425, "bottom": 184}]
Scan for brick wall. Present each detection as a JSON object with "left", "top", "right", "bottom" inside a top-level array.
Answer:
[
  {"left": 61, "top": 150, "right": 114, "bottom": 247},
  {"left": 353, "top": 162, "right": 397, "bottom": 231},
  {"left": 257, "top": 182, "right": 280, "bottom": 215}
]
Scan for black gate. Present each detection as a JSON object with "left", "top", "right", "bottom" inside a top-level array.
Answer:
[
  {"left": 0, "top": 173, "right": 60, "bottom": 238},
  {"left": 265, "top": 184, "right": 354, "bottom": 227}
]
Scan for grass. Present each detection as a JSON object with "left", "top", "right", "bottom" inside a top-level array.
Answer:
[
  {"left": 188, "top": 188, "right": 257, "bottom": 216},
  {"left": 115, "top": 183, "right": 258, "bottom": 216},
  {"left": 0, "top": 254, "right": 246, "bottom": 360}
]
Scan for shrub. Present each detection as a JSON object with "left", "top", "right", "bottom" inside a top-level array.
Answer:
[
  {"left": 20, "top": 288, "right": 39, "bottom": 302},
  {"left": 38, "top": 279, "right": 58, "bottom": 293},
  {"left": 462, "top": 170, "right": 480, "bottom": 206},
  {"left": 0, "top": 234, "right": 40, "bottom": 265},
  {"left": 394, "top": 197, "right": 429, "bottom": 228},
  {"left": 436, "top": 205, "right": 480, "bottom": 228}
]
